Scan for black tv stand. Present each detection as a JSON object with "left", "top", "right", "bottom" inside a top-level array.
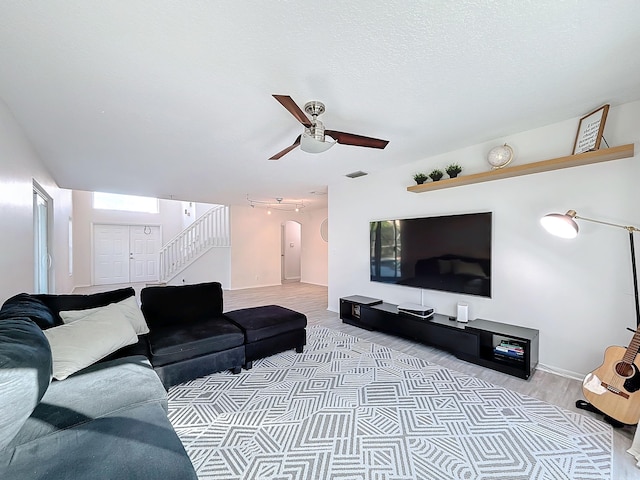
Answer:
[{"left": 340, "top": 295, "right": 539, "bottom": 380}]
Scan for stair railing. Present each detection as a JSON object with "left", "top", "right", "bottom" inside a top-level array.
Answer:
[{"left": 159, "top": 205, "right": 230, "bottom": 282}]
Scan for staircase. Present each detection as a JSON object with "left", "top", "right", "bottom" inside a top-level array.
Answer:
[{"left": 159, "top": 205, "right": 230, "bottom": 282}]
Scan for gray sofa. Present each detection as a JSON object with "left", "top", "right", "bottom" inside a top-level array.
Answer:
[{"left": 0, "top": 291, "right": 198, "bottom": 480}]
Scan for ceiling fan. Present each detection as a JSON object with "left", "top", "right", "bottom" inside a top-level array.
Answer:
[{"left": 269, "top": 94, "right": 389, "bottom": 160}]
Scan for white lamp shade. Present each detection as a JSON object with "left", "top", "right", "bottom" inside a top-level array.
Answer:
[
  {"left": 540, "top": 213, "right": 579, "bottom": 239},
  {"left": 300, "top": 133, "right": 336, "bottom": 153}
]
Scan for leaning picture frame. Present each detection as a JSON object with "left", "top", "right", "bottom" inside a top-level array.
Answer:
[{"left": 572, "top": 104, "right": 609, "bottom": 155}]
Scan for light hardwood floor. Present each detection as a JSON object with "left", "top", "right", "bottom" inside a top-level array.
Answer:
[{"left": 76, "top": 281, "right": 639, "bottom": 477}]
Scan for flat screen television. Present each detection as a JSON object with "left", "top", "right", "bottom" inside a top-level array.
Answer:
[{"left": 370, "top": 212, "right": 492, "bottom": 297}]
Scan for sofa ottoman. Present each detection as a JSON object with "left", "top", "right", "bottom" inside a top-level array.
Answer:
[{"left": 225, "top": 305, "right": 307, "bottom": 369}]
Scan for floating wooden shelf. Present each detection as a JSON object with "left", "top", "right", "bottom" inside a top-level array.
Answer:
[{"left": 407, "top": 144, "right": 635, "bottom": 193}]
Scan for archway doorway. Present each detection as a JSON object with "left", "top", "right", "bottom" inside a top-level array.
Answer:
[{"left": 281, "top": 220, "right": 301, "bottom": 283}]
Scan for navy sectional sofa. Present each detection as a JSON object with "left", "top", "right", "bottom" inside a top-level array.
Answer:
[
  {"left": 0, "top": 288, "right": 198, "bottom": 480},
  {"left": 0, "top": 281, "right": 307, "bottom": 479}
]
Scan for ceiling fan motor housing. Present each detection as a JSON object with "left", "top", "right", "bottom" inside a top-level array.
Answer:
[
  {"left": 304, "top": 101, "right": 326, "bottom": 141},
  {"left": 305, "top": 120, "right": 325, "bottom": 141},
  {"left": 304, "top": 101, "right": 325, "bottom": 117}
]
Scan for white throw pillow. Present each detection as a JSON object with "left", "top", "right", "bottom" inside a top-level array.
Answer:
[
  {"left": 44, "top": 303, "right": 138, "bottom": 380},
  {"left": 59, "top": 295, "right": 150, "bottom": 335}
]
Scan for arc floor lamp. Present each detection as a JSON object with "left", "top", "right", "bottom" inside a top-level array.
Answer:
[
  {"left": 541, "top": 210, "right": 640, "bottom": 426},
  {"left": 540, "top": 209, "right": 640, "bottom": 329}
]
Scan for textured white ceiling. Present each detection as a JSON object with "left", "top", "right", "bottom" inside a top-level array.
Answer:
[{"left": 1, "top": 1, "right": 639, "bottom": 208}]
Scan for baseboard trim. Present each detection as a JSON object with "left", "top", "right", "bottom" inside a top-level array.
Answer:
[
  {"left": 228, "top": 282, "right": 281, "bottom": 291},
  {"left": 536, "top": 363, "right": 584, "bottom": 382},
  {"left": 282, "top": 277, "right": 301, "bottom": 284}
]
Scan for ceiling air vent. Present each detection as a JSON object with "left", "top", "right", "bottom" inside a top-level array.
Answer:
[{"left": 345, "top": 170, "right": 368, "bottom": 179}]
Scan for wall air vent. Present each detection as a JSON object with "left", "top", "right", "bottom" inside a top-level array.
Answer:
[{"left": 345, "top": 170, "right": 368, "bottom": 179}]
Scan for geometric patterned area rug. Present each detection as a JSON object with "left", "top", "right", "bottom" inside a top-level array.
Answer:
[{"left": 168, "top": 327, "right": 613, "bottom": 480}]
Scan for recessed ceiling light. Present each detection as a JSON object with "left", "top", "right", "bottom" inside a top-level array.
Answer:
[{"left": 345, "top": 171, "right": 368, "bottom": 178}]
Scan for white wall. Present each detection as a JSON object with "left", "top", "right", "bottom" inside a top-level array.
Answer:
[
  {"left": 230, "top": 205, "right": 328, "bottom": 289},
  {"left": 181, "top": 201, "right": 195, "bottom": 229},
  {"left": 0, "top": 99, "right": 74, "bottom": 299},
  {"left": 328, "top": 100, "right": 640, "bottom": 378},
  {"left": 301, "top": 208, "right": 329, "bottom": 287},
  {"left": 167, "top": 246, "right": 231, "bottom": 289}
]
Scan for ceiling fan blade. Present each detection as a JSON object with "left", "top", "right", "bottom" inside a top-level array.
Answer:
[
  {"left": 325, "top": 130, "right": 389, "bottom": 149},
  {"left": 272, "top": 95, "right": 312, "bottom": 128},
  {"left": 269, "top": 135, "right": 301, "bottom": 160}
]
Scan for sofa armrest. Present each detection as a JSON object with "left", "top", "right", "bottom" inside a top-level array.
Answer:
[
  {"left": 34, "top": 287, "right": 135, "bottom": 325},
  {"left": 7, "top": 355, "right": 167, "bottom": 449}
]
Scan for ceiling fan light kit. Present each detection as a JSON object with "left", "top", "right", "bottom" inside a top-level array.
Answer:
[
  {"left": 269, "top": 94, "right": 389, "bottom": 160},
  {"left": 300, "top": 134, "right": 336, "bottom": 153}
]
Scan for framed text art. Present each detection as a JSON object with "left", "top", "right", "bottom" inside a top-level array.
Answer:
[{"left": 572, "top": 104, "right": 609, "bottom": 155}]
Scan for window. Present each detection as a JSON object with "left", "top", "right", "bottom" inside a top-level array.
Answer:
[{"left": 93, "top": 192, "right": 159, "bottom": 213}]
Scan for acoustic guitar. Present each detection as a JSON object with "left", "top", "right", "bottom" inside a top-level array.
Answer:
[{"left": 582, "top": 327, "right": 640, "bottom": 425}]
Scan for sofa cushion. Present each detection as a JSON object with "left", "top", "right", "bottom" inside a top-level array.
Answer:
[
  {"left": 0, "top": 294, "right": 57, "bottom": 329},
  {"left": 0, "top": 402, "right": 198, "bottom": 480},
  {"left": 34, "top": 287, "right": 135, "bottom": 325},
  {"left": 7, "top": 355, "right": 167, "bottom": 449},
  {"left": 225, "top": 305, "right": 308, "bottom": 343},
  {"left": 148, "top": 318, "right": 244, "bottom": 367},
  {"left": 0, "top": 318, "right": 52, "bottom": 451},
  {"left": 60, "top": 295, "right": 150, "bottom": 335},
  {"left": 141, "top": 282, "right": 223, "bottom": 328},
  {"left": 44, "top": 304, "right": 138, "bottom": 380}
]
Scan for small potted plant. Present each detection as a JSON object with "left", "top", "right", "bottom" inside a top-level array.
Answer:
[
  {"left": 429, "top": 169, "right": 444, "bottom": 182},
  {"left": 413, "top": 172, "right": 428, "bottom": 185},
  {"left": 446, "top": 163, "right": 462, "bottom": 178}
]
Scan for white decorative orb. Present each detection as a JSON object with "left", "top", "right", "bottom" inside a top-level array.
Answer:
[{"left": 487, "top": 144, "right": 514, "bottom": 169}]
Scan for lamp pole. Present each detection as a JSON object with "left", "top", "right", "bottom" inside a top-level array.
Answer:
[
  {"left": 628, "top": 230, "right": 640, "bottom": 328},
  {"left": 571, "top": 212, "right": 640, "bottom": 328}
]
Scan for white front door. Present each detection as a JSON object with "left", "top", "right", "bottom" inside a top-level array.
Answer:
[
  {"left": 93, "top": 224, "right": 160, "bottom": 285},
  {"left": 94, "top": 224, "right": 130, "bottom": 285},
  {"left": 129, "top": 225, "right": 160, "bottom": 283}
]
